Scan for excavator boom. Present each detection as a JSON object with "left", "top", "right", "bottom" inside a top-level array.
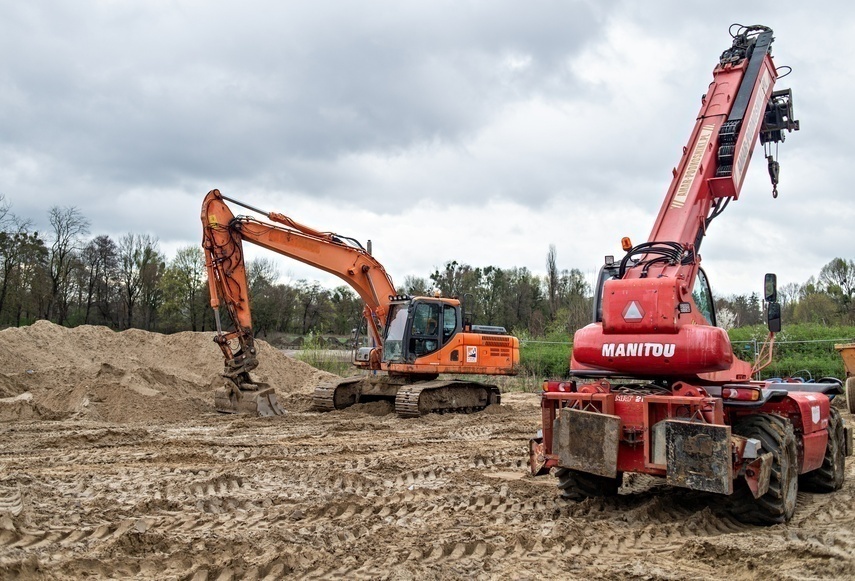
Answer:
[{"left": 203, "top": 189, "right": 395, "bottom": 352}]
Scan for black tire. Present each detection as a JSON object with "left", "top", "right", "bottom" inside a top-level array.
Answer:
[
  {"left": 847, "top": 377, "right": 855, "bottom": 415},
  {"left": 555, "top": 467, "right": 621, "bottom": 501},
  {"left": 729, "top": 413, "right": 798, "bottom": 525},
  {"left": 800, "top": 407, "right": 845, "bottom": 492}
]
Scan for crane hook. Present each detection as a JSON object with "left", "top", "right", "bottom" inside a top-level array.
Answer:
[{"left": 767, "top": 154, "right": 780, "bottom": 198}]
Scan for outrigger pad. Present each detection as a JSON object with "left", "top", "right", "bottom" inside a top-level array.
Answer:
[
  {"left": 665, "top": 420, "right": 732, "bottom": 495},
  {"left": 553, "top": 408, "right": 620, "bottom": 478}
]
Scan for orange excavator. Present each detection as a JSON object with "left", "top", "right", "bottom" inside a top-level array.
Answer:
[{"left": 201, "top": 189, "right": 519, "bottom": 417}]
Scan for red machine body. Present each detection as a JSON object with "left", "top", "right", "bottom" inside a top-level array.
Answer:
[{"left": 531, "top": 25, "right": 848, "bottom": 524}]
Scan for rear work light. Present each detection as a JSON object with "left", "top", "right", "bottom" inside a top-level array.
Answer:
[
  {"left": 544, "top": 380, "right": 575, "bottom": 393},
  {"left": 721, "top": 387, "right": 761, "bottom": 401}
]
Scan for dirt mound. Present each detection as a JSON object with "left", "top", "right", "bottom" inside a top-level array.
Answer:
[{"left": 0, "top": 321, "right": 335, "bottom": 423}]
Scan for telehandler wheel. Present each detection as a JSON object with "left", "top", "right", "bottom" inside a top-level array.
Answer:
[
  {"left": 729, "top": 413, "right": 798, "bottom": 525},
  {"left": 846, "top": 377, "right": 855, "bottom": 415},
  {"left": 555, "top": 467, "right": 621, "bottom": 501},
  {"left": 800, "top": 407, "right": 845, "bottom": 493}
]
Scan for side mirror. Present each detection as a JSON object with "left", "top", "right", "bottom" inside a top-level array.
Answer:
[
  {"left": 764, "top": 273, "right": 777, "bottom": 303},
  {"left": 767, "top": 301, "right": 782, "bottom": 333}
]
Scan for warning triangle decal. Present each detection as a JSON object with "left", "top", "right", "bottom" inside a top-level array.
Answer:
[{"left": 624, "top": 301, "right": 644, "bottom": 322}]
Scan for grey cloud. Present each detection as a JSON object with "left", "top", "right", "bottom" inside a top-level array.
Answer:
[
  {"left": 1, "top": 0, "right": 853, "bottom": 296},
  {"left": 1, "top": 1, "right": 611, "bottom": 195}
]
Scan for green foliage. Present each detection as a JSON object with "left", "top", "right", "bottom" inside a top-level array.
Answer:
[
  {"left": 729, "top": 323, "right": 855, "bottom": 380},
  {"left": 517, "top": 329, "right": 571, "bottom": 378},
  {"left": 159, "top": 246, "right": 207, "bottom": 333},
  {"left": 4, "top": 188, "right": 855, "bottom": 392},
  {"left": 294, "top": 332, "right": 354, "bottom": 376}
]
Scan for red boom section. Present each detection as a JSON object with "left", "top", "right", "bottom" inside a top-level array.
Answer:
[
  {"left": 573, "top": 28, "right": 782, "bottom": 382},
  {"left": 647, "top": 53, "right": 778, "bottom": 262}
]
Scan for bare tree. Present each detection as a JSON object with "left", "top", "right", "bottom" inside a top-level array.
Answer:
[
  {"left": 819, "top": 257, "right": 855, "bottom": 310},
  {"left": 161, "top": 245, "right": 207, "bottom": 331},
  {"left": 81, "top": 235, "right": 120, "bottom": 326},
  {"left": 6, "top": 231, "right": 49, "bottom": 326},
  {"left": 546, "top": 244, "right": 559, "bottom": 319},
  {"left": 47, "top": 206, "right": 90, "bottom": 324},
  {"left": 247, "top": 257, "right": 280, "bottom": 295},
  {"left": 118, "top": 233, "right": 161, "bottom": 329},
  {"left": 0, "top": 215, "right": 34, "bottom": 320},
  {"left": 0, "top": 193, "right": 10, "bottom": 226},
  {"left": 400, "top": 275, "right": 430, "bottom": 296}
]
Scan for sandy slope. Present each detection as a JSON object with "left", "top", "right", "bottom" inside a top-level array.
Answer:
[{"left": 1, "top": 322, "right": 853, "bottom": 579}]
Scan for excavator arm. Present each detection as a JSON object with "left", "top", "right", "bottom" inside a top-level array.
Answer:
[{"left": 201, "top": 188, "right": 397, "bottom": 386}]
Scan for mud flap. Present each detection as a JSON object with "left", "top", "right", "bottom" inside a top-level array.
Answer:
[
  {"left": 844, "top": 426, "right": 853, "bottom": 457},
  {"left": 529, "top": 437, "right": 548, "bottom": 476},
  {"left": 744, "top": 452, "right": 773, "bottom": 499},
  {"left": 553, "top": 408, "right": 620, "bottom": 478},
  {"left": 846, "top": 377, "right": 855, "bottom": 415},
  {"left": 665, "top": 420, "right": 732, "bottom": 495},
  {"left": 214, "top": 385, "right": 286, "bottom": 417}
]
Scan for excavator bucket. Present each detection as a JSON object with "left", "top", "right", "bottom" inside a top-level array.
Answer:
[{"left": 214, "top": 380, "right": 286, "bottom": 417}]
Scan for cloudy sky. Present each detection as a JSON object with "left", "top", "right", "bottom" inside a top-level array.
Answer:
[{"left": 1, "top": 1, "right": 851, "bottom": 297}]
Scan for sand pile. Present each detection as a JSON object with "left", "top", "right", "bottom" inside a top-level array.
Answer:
[{"left": 0, "top": 320, "right": 335, "bottom": 423}]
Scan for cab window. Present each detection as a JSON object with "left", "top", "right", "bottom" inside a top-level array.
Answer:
[
  {"left": 442, "top": 305, "right": 458, "bottom": 345},
  {"left": 692, "top": 268, "right": 717, "bottom": 326},
  {"left": 410, "top": 302, "right": 441, "bottom": 357},
  {"left": 382, "top": 304, "right": 409, "bottom": 362}
]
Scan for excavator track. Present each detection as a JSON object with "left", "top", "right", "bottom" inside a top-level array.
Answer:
[
  {"left": 312, "top": 377, "right": 365, "bottom": 411},
  {"left": 394, "top": 380, "right": 501, "bottom": 418},
  {"left": 312, "top": 376, "right": 501, "bottom": 417}
]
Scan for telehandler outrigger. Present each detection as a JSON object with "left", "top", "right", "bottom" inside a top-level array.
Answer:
[
  {"left": 202, "top": 189, "right": 519, "bottom": 417},
  {"left": 530, "top": 24, "right": 850, "bottom": 524}
]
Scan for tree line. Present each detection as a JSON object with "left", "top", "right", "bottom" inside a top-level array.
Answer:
[
  {"left": 713, "top": 257, "right": 855, "bottom": 330},
  {"left": 2, "top": 197, "right": 854, "bottom": 338}
]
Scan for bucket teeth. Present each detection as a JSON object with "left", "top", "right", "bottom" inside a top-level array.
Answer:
[{"left": 214, "top": 386, "right": 286, "bottom": 416}]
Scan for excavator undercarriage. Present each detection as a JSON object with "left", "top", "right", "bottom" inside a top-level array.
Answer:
[{"left": 312, "top": 374, "right": 501, "bottom": 417}]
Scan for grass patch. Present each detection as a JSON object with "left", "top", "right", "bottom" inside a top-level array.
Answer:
[{"left": 293, "top": 333, "right": 354, "bottom": 376}]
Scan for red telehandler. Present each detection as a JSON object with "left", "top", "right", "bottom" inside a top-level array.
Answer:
[
  {"left": 202, "top": 189, "right": 519, "bottom": 418},
  {"left": 529, "top": 24, "right": 850, "bottom": 524}
]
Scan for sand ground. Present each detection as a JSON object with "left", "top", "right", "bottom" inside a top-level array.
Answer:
[{"left": 1, "top": 321, "right": 853, "bottom": 580}]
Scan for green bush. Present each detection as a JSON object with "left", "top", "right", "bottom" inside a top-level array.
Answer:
[
  {"left": 729, "top": 323, "right": 855, "bottom": 380},
  {"left": 517, "top": 330, "right": 572, "bottom": 378},
  {"left": 294, "top": 332, "right": 354, "bottom": 376}
]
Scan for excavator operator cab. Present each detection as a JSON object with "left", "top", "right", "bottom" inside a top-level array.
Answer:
[{"left": 382, "top": 297, "right": 461, "bottom": 364}]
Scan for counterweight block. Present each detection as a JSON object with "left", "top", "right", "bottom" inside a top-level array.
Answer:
[
  {"left": 665, "top": 420, "right": 732, "bottom": 494},
  {"left": 553, "top": 407, "right": 620, "bottom": 478}
]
